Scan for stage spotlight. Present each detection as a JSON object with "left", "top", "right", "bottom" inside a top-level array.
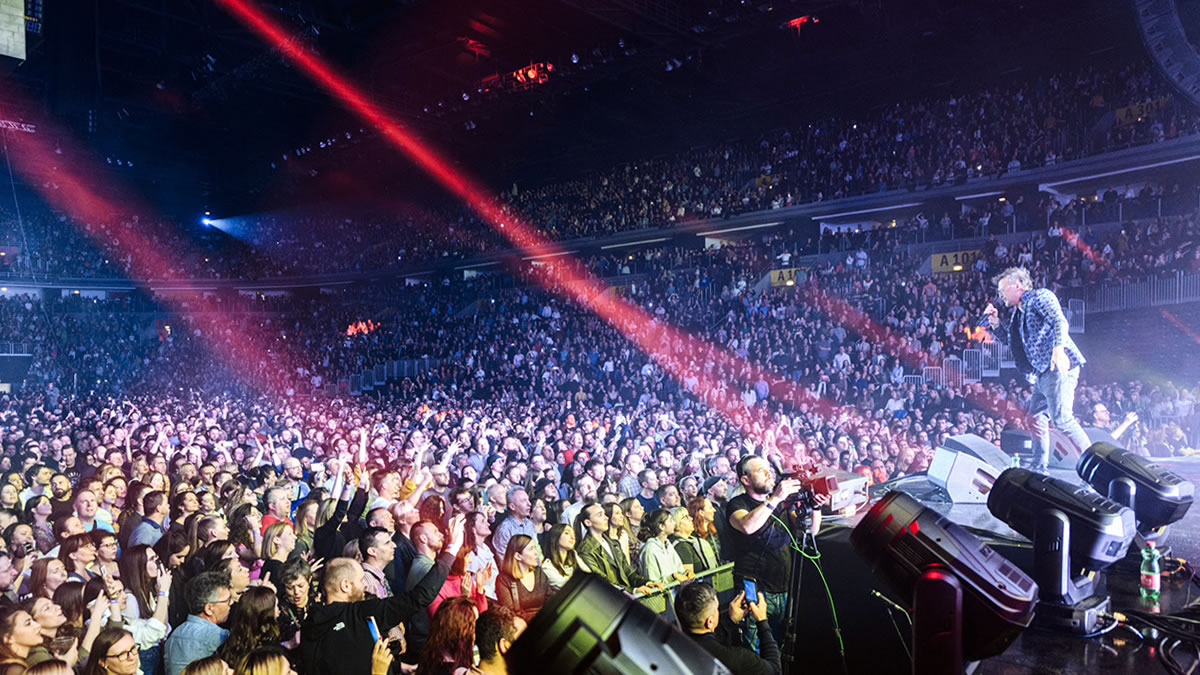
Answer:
[
  {"left": 988, "top": 468, "right": 1135, "bottom": 633},
  {"left": 1077, "top": 441, "right": 1194, "bottom": 542},
  {"left": 851, "top": 491, "right": 1036, "bottom": 675},
  {"left": 506, "top": 573, "right": 726, "bottom": 675}
]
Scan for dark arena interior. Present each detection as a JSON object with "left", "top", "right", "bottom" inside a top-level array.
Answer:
[{"left": 1, "top": 0, "right": 1200, "bottom": 674}]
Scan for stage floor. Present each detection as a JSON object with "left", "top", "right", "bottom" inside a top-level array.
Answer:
[{"left": 884, "top": 457, "right": 1200, "bottom": 674}]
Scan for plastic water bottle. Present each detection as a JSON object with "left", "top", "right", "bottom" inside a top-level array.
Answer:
[{"left": 1140, "top": 542, "right": 1162, "bottom": 600}]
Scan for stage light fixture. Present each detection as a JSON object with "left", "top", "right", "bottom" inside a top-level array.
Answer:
[
  {"left": 987, "top": 468, "right": 1135, "bottom": 633},
  {"left": 506, "top": 573, "right": 727, "bottom": 675},
  {"left": 1077, "top": 441, "right": 1194, "bottom": 543},
  {"left": 851, "top": 491, "right": 1036, "bottom": 675}
]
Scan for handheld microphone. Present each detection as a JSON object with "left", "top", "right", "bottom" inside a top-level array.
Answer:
[{"left": 977, "top": 302, "right": 998, "bottom": 329}]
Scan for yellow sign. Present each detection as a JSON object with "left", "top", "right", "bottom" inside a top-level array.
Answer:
[
  {"left": 1115, "top": 96, "right": 1170, "bottom": 127},
  {"left": 770, "top": 267, "right": 808, "bottom": 287},
  {"left": 931, "top": 250, "right": 980, "bottom": 274}
]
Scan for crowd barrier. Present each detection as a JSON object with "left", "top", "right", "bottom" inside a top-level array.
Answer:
[{"left": 633, "top": 562, "right": 737, "bottom": 626}]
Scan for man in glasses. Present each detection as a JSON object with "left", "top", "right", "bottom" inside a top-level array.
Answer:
[
  {"left": 984, "top": 267, "right": 1089, "bottom": 472},
  {"left": 1092, "top": 403, "right": 1139, "bottom": 443},
  {"left": 163, "top": 571, "right": 233, "bottom": 675}
]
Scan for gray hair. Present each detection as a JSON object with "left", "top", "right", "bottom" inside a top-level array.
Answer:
[
  {"left": 994, "top": 267, "right": 1033, "bottom": 291},
  {"left": 186, "top": 571, "right": 231, "bottom": 615}
]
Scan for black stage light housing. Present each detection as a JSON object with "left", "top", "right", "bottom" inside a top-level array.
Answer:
[
  {"left": 851, "top": 491, "right": 1038, "bottom": 674},
  {"left": 1077, "top": 441, "right": 1194, "bottom": 532},
  {"left": 506, "top": 572, "right": 728, "bottom": 675},
  {"left": 987, "top": 468, "right": 1136, "bottom": 634},
  {"left": 988, "top": 468, "right": 1135, "bottom": 570}
]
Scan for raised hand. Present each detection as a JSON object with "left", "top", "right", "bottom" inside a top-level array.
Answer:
[
  {"left": 446, "top": 514, "right": 466, "bottom": 555},
  {"left": 156, "top": 568, "right": 173, "bottom": 595},
  {"left": 370, "top": 637, "right": 395, "bottom": 675},
  {"left": 728, "top": 590, "right": 747, "bottom": 623}
]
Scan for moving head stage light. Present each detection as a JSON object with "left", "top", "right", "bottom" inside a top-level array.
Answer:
[
  {"left": 506, "top": 572, "right": 728, "bottom": 675},
  {"left": 988, "top": 468, "right": 1136, "bottom": 634},
  {"left": 851, "top": 491, "right": 1038, "bottom": 675},
  {"left": 1077, "top": 442, "right": 1194, "bottom": 549}
]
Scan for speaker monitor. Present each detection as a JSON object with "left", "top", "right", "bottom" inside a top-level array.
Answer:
[
  {"left": 929, "top": 446, "right": 1003, "bottom": 503},
  {"left": 942, "top": 433, "right": 1012, "bottom": 470}
]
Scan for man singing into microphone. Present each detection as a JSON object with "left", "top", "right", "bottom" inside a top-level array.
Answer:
[{"left": 984, "top": 267, "right": 1089, "bottom": 472}]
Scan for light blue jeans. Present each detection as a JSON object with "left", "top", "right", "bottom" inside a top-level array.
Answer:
[{"left": 1029, "top": 366, "right": 1091, "bottom": 466}]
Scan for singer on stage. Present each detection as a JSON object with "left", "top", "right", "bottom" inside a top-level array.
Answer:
[{"left": 984, "top": 267, "right": 1090, "bottom": 472}]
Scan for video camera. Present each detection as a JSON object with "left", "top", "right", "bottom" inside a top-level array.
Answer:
[{"left": 780, "top": 467, "right": 840, "bottom": 510}]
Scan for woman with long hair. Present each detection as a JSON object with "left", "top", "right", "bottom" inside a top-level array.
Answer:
[
  {"left": 80, "top": 627, "right": 138, "bottom": 675},
  {"left": 494, "top": 535, "right": 549, "bottom": 621},
  {"left": 541, "top": 523, "right": 588, "bottom": 592},
  {"left": 51, "top": 584, "right": 85, "bottom": 628},
  {"left": 116, "top": 482, "right": 150, "bottom": 550},
  {"left": 118, "top": 545, "right": 172, "bottom": 675},
  {"left": 617, "top": 498, "right": 644, "bottom": 562},
  {"left": 91, "top": 531, "right": 120, "bottom": 582},
  {"left": 462, "top": 511, "right": 497, "bottom": 601},
  {"left": 143, "top": 472, "right": 169, "bottom": 496},
  {"left": 101, "top": 478, "right": 127, "bottom": 526},
  {"left": 418, "top": 495, "right": 447, "bottom": 526},
  {"left": 217, "top": 587, "right": 281, "bottom": 673},
  {"left": 417, "top": 597, "right": 477, "bottom": 675},
  {"left": 311, "top": 473, "right": 361, "bottom": 563},
  {"left": 27, "top": 559, "right": 69, "bottom": 602},
  {"left": 25, "top": 496, "right": 55, "bottom": 555},
  {"left": 19, "top": 597, "right": 70, "bottom": 669},
  {"left": 259, "top": 523, "right": 296, "bottom": 585},
  {"left": 198, "top": 492, "right": 221, "bottom": 520},
  {"left": 637, "top": 509, "right": 691, "bottom": 585},
  {"left": 227, "top": 504, "right": 264, "bottom": 569},
  {"left": 428, "top": 547, "right": 489, "bottom": 620},
  {"left": 0, "top": 607, "right": 51, "bottom": 673},
  {"left": 6, "top": 524, "right": 37, "bottom": 579},
  {"left": 291, "top": 501, "right": 319, "bottom": 557},
  {"left": 603, "top": 502, "right": 638, "bottom": 566},
  {"left": 530, "top": 498, "right": 550, "bottom": 540},
  {"left": 669, "top": 507, "right": 717, "bottom": 575},
  {"left": 155, "top": 531, "right": 193, "bottom": 572},
  {"left": 58, "top": 534, "right": 99, "bottom": 583},
  {"left": 685, "top": 496, "right": 723, "bottom": 563}
]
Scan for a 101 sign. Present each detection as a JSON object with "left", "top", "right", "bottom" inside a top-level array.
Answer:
[{"left": 930, "top": 249, "right": 981, "bottom": 274}]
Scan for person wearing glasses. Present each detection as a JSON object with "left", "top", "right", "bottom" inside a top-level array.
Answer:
[
  {"left": 81, "top": 627, "right": 140, "bottom": 675},
  {"left": 162, "top": 572, "right": 232, "bottom": 675}
]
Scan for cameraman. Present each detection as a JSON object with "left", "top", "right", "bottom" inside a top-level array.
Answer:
[{"left": 728, "top": 456, "right": 826, "bottom": 649}]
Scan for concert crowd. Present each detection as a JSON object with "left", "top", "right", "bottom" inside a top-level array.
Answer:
[{"left": 0, "top": 48, "right": 1196, "bottom": 675}]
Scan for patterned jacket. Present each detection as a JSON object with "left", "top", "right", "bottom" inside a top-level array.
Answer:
[{"left": 995, "top": 288, "right": 1085, "bottom": 379}]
